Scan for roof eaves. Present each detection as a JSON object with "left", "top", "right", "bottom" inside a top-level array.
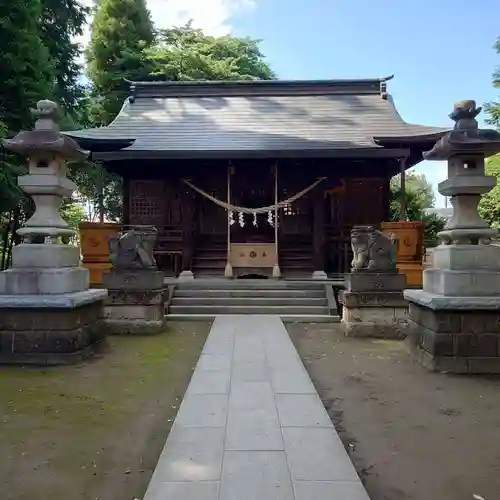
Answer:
[
  {"left": 373, "top": 128, "right": 449, "bottom": 144},
  {"left": 62, "top": 131, "right": 136, "bottom": 153}
]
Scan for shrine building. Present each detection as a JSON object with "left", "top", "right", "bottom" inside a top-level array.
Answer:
[{"left": 66, "top": 76, "right": 446, "bottom": 279}]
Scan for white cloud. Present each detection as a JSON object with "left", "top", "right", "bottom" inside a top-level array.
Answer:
[
  {"left": 77, "top": 0, "right": 254, "bottom": 49},
  {"left": 146, "top": 0, "right": 254, "bottom": 35}
]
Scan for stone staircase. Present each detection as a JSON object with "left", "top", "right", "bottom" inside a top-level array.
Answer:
[{"left": 166, "top": 279, "right": 340, "bottom": 323}]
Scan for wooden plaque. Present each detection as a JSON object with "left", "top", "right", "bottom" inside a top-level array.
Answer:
[{"left": 230, "top": 243, "right": 276, "bottom": 268}]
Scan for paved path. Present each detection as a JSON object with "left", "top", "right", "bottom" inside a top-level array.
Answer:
[{"left": 144, "top": 315, "right": 370, "bottom": 500}]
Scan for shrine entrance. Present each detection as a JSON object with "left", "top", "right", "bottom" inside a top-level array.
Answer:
[
  {"left": 227, "top": 166, "right": 279, "bottom": 276},
  {"left": 185, "top": 163, "right": 324, "bottom": 278},
  {"left": 230, "top": 167, "right": 276, "bottom": 244}
]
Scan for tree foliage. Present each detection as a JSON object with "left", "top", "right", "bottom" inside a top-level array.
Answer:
[
  {"left": 86, "top": 0, "right": 154, "bottom": 125},
  {"left": 146, "top": 23, "right": 276, "bottom": 81},
  {"left": 0, "top": 0, "right": 89, "bottom": 269},
  {"left": 1, "top": 6, "right": 278, "bottom": 262},
  {"left": 82, "top": 19, "right": 276, "bottom": 220},
  {"left": 68, "top": 162, "right": 123, "bottom": 222},
  {"left": 40, "top": 0, "right": 89, "bottom": 115},
  {"left": 390, "top": 171, "right": 436, "bottom": 220},
  {"left": 0, "top": 0, "right": 54, "bottom": 133},
  {"left": 479, "top": 154, "right": 500, "bottom": 227},
  {"left": 484, "top": 37, "right": 500, "bottom": 128},
  {"left": 390, "top": 171, "right": 446, "bottom": 246}
]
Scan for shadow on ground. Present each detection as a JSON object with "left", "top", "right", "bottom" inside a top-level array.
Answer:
[{"left": 288, "top": 323, "right": 500, "bottom": 500}]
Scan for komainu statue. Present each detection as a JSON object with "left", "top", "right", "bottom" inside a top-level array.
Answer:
[
  {"left": 350, "top": 225, "right": 397, "bottom": 272},
  {"left": 109, "top": 227, "right": 158, "bottom": 270}
]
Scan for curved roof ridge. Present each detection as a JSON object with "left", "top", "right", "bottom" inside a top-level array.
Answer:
[{"left": 125, "top": 76, "right": 395, "bottom": 99}]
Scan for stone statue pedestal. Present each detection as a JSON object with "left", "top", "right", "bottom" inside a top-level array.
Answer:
[
  {"left": 342, "top": 271, "right": 408, "bottom": 338},
  {"left": 0, "top": 100, "right": 106, "bottom": 365},
  {"left": 404, "top": 99, "right": 500, "bottom": 373},
  {"left": 103, "top": 269, "right": 166, "bottom": 335}
]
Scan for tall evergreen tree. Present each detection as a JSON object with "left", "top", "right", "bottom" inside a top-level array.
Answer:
[
  {"left": 0, "top": 0, "right": 54, "bottom": 133},
  {"left": 39, "top": 0, "right": 90, "bottom": 115},
  {"left": 86, "top": 0, "right": 154, "bottom": 125},
  {"left": 0, "top": 0, "right": 56, "bottom": 268}
]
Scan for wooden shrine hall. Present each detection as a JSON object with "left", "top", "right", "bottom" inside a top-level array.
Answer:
[{"left": 67, "top": 76, "right": 446, "bottom": 280}]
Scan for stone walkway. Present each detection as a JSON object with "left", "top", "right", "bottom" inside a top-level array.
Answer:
[{"left": 143, "top": 315, "right": 370, "bottom": 500}]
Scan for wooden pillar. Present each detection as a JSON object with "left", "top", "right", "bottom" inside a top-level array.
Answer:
[
  {"left": 181, "top": 180, "right": 194, "bottom": 271},
  {"left": 272, "top": 163, "right": 281, "bottom": 278},
  {"left": 312, "top": 180, "right": 326, "bottom": 277},
  {"left": 98, "top": 162, "right": 104, "bottom": 223},
  {"left": 122, "top": 176, "right": 130, "bottom": 226},
  {"left": 381, "top": 176, "right": 391, "bottom": 222},
  {"left": 399, "top": 157, "right": 407, "bottom": 221},
  {"left": 224, "top": 164, "right": 233, "bottom": 278}
]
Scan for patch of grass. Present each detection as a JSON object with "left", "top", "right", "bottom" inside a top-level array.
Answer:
[{"left": 0, "top": 321, "right": 211, "bottom": 500}]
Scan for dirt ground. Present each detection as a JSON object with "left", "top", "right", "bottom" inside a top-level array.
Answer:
[
  {"left": 0, "top": 321, "right": 211, "bottom": 500},
  {"left": 288, "top": 323, "right": 500, "bottom": 500}
]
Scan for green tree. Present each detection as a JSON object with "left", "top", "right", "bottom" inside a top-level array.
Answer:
[
  {"left": 390, "top": 171, "right": 436, "bottom": 220},
  {"left": 82, "top": 22, "right": 276, "bottom": 222},
  {"left": 68, "top": 162, "right": 123, "bottom": 222},
  {"left": 484, "top": 37, "right": 500, "bottom": 128},
  {"left": 0, "top": 0, "right": 54, "bottom": 133},
  {"left": 39, "top": 0, "right": 89, "bottom": 115},
  {"left": 86, "top": 0, "right": 154, "bottom": 125},
  {"left": 479, "top": 154, "right": 500, "bottom": 227},
  {"left": 0, "top": 0, "right": 56, "bottom": 269},
  {"left": 60, "top": 199, "right": 87, "bottom": 244},
  {"left": 390, "top": 171, "right": 446, "bottom": 246},
  {"left": 146, "top": 23, "right": 276, "bottom": 81}
]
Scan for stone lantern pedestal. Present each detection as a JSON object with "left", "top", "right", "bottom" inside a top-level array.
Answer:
[
  {"left": 0, "top": 100, "right": 107, "bottom": 365},
  {"left": 405, "top": 100, "right": 500, "bottom": 373}
]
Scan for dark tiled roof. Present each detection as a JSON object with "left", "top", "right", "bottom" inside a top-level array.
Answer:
[{"left": 65, "top": 78, "right": 447, "bottom": 155}]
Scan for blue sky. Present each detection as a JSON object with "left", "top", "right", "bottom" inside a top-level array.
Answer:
[
  {"left": 81, "top": 0, "right": 500, "bottom": 207},
  {"left": 228, "top": 0, "right": 500, "bottom": 207}
]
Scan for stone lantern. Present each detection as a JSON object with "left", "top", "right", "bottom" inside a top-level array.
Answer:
[
  {"left": 0, "top": 100, "right": 107, "bottom": 364},
  {"left": 405, "top": 100, "right": 500, "bottom": 373}
]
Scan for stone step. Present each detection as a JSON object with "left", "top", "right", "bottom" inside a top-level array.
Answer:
[
  {"left": 194, "top": 255, "right": 226, "bottom": 261},
  {"left": 175, "top": 289, "right": 326, "bottom": 298},
  {"left": 280, "top": 262, "right": 314, "bottom": 269},
  {"left": 192, "top": 260, "right": 227, "bottom": 268},
  {"left": 165, "top": 313, "right": 340, "bottom": 323},
  {"left": 176, "top": 280, "right": 327, "bottom": 290},
  {"left": 171, "top": 297, "right": 328, "bottom": 306},
  {"left": 169, "top": 305, "right": 329, "bottom": 315}
]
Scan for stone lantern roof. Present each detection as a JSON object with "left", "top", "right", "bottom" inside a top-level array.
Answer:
[
  {"left": 424, "top": 100, "right": 500, "bottom": 161},
  {"left": 1, "top": 100, "right": 88, "bottom": 161}
]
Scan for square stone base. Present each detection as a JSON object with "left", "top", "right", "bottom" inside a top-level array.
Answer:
[
  {"left": 345, "top": 272, "right": 406, "bottom": 292},
  {"left": 104, "top": 288, "right": 166, "bottom": 335},
  {"left": 405, "top": 297, "right": 500, "bottom": 374},
  {"left": 0, "top": 266, "right": 89, "bottom": 295},
  {"left": 424, "top": 268, "right": 500, "bottom": 296},
  {"left": 103, "top": 269, "right": 165, "bottom": 291},
  {"left": 342, "top": 305, "right": 408, "bottom": 338},
  {"left": 0, "top": 293, "right": 106, "bottom": 365},
  {"left": 342, "top": 290, "right": 408, "bottom": 339}
]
